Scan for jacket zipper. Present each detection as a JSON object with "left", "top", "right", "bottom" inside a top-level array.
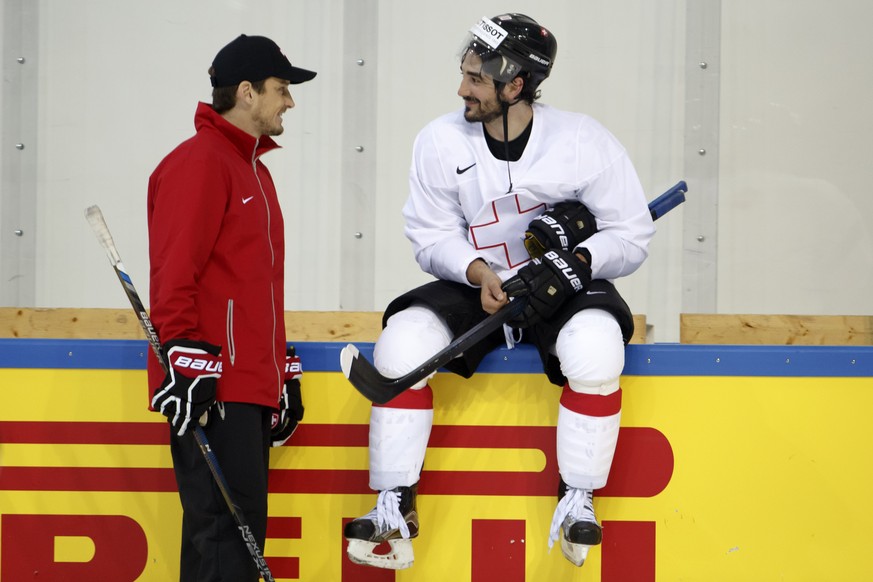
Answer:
[{"left": 252, "top": 143, "right": 282, "bottom": 393}]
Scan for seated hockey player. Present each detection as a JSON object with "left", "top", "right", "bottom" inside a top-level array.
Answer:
[{"left": 343, "top": 12, "right": 655, "bottom": 569}]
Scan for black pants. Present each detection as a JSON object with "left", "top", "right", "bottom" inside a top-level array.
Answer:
[
  {"left": 383, "top": 278, "right": 634, "bottom": 386},
  {"left": 169, "top": 403, "right": 271, "bottom": 581}
]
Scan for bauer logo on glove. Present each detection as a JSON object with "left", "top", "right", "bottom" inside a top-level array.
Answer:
[
  {"left": 173, "top": 354, "right": 222, "bottom": 373},
  {"left": 151, "top": 339, "right": 222, "bottom": 437},
  {"left": 285, "top": 356, "right": 301, "bottom": 377},
  {"left": 502, "top": 248, "right": 592, "bottom": 327},
  {"left": 524, "top": 200, "right": 598, "bottom": 259},
  {"left": 543, "top": 250, "right": 586, "bottom": 292}
]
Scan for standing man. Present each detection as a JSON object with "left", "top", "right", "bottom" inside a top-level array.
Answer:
[
  {"left": 344, "top": 14, "right": 655, "bottom": 570},
  {"left": 147, "top": 34, "right": 314, "bottom": 581}
]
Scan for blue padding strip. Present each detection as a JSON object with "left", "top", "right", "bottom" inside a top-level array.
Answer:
[
  {"left": 622, "top": 343, "right": 872, "bottom": 377},
  {"left": 0, "top": 339, "right": 149, "bottom": 370},
  {"left": 0, "top": 339, "right": 871, "bottom": 377}
]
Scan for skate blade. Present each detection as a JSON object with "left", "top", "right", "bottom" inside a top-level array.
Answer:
[
  {"left": 560, "top": 537, "right": 591, "bottom": 567},
  {"left": 347, "top": 538, "right": 414, "bottom": 570}
]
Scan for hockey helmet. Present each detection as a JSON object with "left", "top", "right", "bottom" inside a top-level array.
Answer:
[{"left": 461, "top": 13, "right": 557, "bottom": 88}]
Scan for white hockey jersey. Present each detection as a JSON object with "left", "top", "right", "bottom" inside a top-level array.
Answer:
[{"left": 403, "top": 103, "right": 655, "bottom": 285}]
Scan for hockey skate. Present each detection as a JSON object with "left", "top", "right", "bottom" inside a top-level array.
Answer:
[
  {"left": 548, "top": 485, "right": 602, "bottom": 566},
  {"left": 344, "top": 485, "right": 419, "bottom": 569}
]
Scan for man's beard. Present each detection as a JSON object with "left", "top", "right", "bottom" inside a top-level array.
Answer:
[
  {"left": 254, "top": 109, "right": 285, "bottom": 137},
  {"left": 258, "top": 120, "right": 284, "bottom": 137},
  {"left": 463, "top": 98, "right": 504, "bottom": 124}
]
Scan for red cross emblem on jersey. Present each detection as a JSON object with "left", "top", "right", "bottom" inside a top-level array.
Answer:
[{"left": 469, "top": 194, "right": 546, "bottom": 269}]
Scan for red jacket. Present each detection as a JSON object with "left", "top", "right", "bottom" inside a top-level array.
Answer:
[{"left": 146, "top": 102, "right": 286, "bottom": 409}]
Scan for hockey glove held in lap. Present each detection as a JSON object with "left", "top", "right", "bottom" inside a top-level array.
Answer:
[
  {"left": 151, "top": 339, "right": 222, "bottom": 437},
  {"left": 271, "top": 346, "right": 304, "bottom": 447},
  {"left": 523, "top": 201, "right": 598, "bottom": 259},
  {"left": 502, "top": 249, "right": 592, "bottom": 327}
]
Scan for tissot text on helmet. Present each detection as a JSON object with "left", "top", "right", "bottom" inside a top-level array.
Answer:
[{"left": 472, "top": 17, "right": 508, "bottom": 48}]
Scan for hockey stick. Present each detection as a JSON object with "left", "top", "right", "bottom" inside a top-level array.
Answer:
[
  {"left": 84, "top": 206, "right": 276, "bottom": 582},
  {"left": 340, "top": 180, "right": 688, "bottom": 404},
  {"left": 341, "top": 294, "right": 529, "bottom": 404}
]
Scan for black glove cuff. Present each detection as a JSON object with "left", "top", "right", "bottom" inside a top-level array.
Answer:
[{"left": 163, "top": 338, "right": 222, "bottom": 357}]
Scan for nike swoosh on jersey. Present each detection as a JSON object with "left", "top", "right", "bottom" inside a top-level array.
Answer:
[
  {"left": 456, "top": 163, "right": 476, "bottom": 175},
  {"left": 242, "top": 196, "right": 254, "bottom": 204},
  {"left": 586, "top": 290, "right": 607, "bottom": 295}
]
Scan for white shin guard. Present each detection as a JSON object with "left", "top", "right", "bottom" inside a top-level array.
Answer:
[
  {"left": 368, "top": 305, "right": 446, "bottom": 489},
  {"left": 556, "top": 404, "right": 621, "bottom": 490},
  {"left": 554, "top": 308, "right": 624, "bottom": 489},
  {"left": 368, "top": 405, "right": 433, "bottom": 490}
]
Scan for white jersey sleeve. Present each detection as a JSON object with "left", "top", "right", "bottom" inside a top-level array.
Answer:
[
  {"left": 526, "top": 107, "right": 655, "bottom": 281},
  {"left": 565, "top": 119, "right": 655, "bottom": 280}
]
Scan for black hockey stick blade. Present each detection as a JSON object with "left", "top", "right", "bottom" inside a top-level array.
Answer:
[
  {"left": 340, "top": 295, "right": 529, "bottom": 404},
  {"left": 84, "top": 205, "right": 276, "bottom": 582}
]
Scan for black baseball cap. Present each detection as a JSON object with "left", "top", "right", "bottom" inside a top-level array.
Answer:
[{"left": 210, "top": 34, "right": 317, "bottom": 88}]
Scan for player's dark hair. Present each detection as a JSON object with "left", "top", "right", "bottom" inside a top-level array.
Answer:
[
  {"left": 209, "top": 67, "right": 267, "bottom": 113},
  {"left": 502, "top": 71, "right": 540, "bottom": 105}
]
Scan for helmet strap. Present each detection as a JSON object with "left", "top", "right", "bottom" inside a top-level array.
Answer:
[
  {"left": 493, "top": 78, "right": 525, "bottom": 193},
  {"left": 501, "top": 100, "right": 513, "bottom": 193}
]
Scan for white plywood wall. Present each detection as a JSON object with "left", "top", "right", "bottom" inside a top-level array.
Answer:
[{"left": 1, "top": 0, "right": 870, "bottom": 341}]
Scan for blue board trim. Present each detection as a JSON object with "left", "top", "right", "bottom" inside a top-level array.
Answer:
[{"left": 0, "top": 339, "right": 871, "bottom": 377}]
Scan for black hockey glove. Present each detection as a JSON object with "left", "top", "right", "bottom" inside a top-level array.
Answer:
[
  {"left": 151, "top": 339, "right": 222, "bottom": 437},
  {"left": 523, "top": 201, "right": 598, "bottom": 259},
  {"left": 502, "top": 249, "right": 592, "bottom": 327},
  {"left": 271, "top": 346, "right": 304, "bottom": 447}
]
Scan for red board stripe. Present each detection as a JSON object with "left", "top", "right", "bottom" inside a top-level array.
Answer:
[
  {"left": 0, "top": 422, "right": 366, "bottom": 446},
  {"left": 0, "top": 467, "right": 178, "bottom": 492},
  {"left": 0, "top": 424, "right": 672, "bottom": 497}
]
